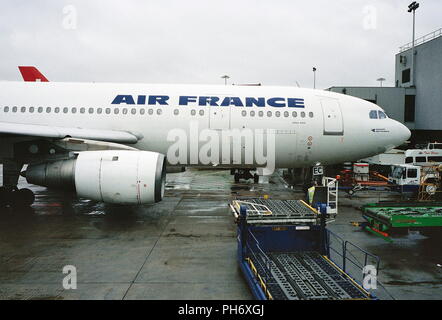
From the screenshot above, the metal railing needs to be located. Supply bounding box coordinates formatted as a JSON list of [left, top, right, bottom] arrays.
[[399, 28, 442, 52]]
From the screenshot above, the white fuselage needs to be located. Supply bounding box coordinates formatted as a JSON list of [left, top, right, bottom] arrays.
[[0, 82, 410, 168]]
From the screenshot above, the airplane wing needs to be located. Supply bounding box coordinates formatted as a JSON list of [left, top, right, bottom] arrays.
[[18, 66, 49, 82], [0, 121, 141, 144]]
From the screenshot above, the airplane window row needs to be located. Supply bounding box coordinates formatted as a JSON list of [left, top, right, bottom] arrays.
[[369, 110, 388, 119], [2, 106, 315, 119], [240, 110, 313, 118], [1, 106, 209, 117]]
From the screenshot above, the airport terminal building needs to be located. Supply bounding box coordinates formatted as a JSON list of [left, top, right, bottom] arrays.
[[328, 28, 442, 146]]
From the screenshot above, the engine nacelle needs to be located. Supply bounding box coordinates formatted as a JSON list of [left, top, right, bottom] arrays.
[[25, 151, 166, 205]]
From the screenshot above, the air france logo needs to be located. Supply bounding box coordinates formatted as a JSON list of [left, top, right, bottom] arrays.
[[111, 95, 305, 108]]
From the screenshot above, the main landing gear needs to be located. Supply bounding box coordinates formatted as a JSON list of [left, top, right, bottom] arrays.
[[0, 186, 35, 208], [1, 160, 35, 208], [231, 169, 260, 183]]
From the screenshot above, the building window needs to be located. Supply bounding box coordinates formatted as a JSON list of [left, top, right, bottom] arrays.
[[404, 95, 415, 122], [402, 68, 411, 84]]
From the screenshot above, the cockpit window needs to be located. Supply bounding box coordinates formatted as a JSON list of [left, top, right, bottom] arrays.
[[378, 111, 387, 119], [369, 110, 378, 119]]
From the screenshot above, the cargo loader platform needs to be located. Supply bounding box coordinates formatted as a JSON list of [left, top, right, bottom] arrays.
[[232, 198, 380, 300], [361, 201, 442, 239]]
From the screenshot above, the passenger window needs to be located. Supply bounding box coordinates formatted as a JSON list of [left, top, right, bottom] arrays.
[[191, 109, 196, 116], [97, 108, 103, 114], [258, 111, 264, 117], [416, 157, 426, 163], [131, 108, 136, 115], [241, 110, 247, 117], [63, 107, 68, 113], [284, 111, 289, 117], [405, 157, 413, 164], [55, 107, 60, 113], [105, 108, 110, 114], [309, 112, 314, 118], [267, 111, 272, 117], [157, 109, 162, 115], [30, 107, 34, 113], [408, 169, 418, 178], [72, 107, 77, 114], [148, 109, 153, 115], [139, 109, 145, 115], [122, 108, 128, 115], [250, 111, 255, 117], [80, 107, 85, 114], [89, 108, 94, 114], [174, 109, 179, 115], [21, 107, 26, 113], [199, 110, 204, 116], [292, 111, 297, 117], [38, 107, 43, 113], [114, 108, 119, 114], [301, 112, 306, 118], [12, 106, 17, 112], [378, 111, 387, 119], [369, 110, 378, 119], [46, 107, 51, 113], [275, 111, 280, 117], [4, 106, 9, 112]]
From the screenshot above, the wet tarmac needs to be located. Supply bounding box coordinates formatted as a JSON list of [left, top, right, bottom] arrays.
[[0, 167, 441, 300]]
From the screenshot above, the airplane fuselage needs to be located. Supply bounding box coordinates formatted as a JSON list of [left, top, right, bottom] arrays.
[[0, 81, 410, 169]]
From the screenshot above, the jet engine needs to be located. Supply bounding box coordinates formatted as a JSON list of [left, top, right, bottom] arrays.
[[24, 150, 166, 205]]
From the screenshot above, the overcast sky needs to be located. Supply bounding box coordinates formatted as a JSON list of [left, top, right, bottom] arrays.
[[0, 0, 441, 88]]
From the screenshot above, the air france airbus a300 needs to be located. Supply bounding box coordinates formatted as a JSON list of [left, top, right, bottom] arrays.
[[0, 78, 410, 207]]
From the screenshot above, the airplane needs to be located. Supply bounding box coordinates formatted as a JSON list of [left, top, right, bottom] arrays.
[[0, 79, 411, 207], [18, 66, 49, 82]]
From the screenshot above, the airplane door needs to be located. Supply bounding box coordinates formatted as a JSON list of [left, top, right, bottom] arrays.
[[320, 98, 344, 135], [209, 106, 231, 130]]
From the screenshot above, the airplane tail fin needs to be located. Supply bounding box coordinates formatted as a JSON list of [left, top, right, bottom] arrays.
[[18, 66, 49, 82]]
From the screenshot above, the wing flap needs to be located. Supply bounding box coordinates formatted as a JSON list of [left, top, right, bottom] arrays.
[[0, 122, 140, 144]]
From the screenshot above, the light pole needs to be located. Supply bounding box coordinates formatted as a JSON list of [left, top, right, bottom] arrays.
[[408, 1, 419, 87], [312, 67, 317, 89], [377, 77, 386, 87], [221, 75, 230, 86]]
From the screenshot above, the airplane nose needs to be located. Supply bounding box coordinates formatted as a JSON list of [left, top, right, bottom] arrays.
[[394, 121, 411, 146], [399, 123, 411, 142]]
